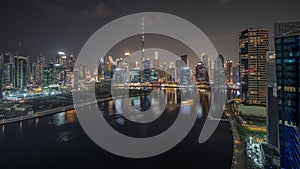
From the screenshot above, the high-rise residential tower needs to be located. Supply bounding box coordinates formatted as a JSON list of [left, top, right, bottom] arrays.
[[225, 60, 233, 85], [266, 50, 279, 148], [239, 28, 269, 105]]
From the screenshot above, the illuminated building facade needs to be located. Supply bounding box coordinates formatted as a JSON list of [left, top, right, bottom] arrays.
[[37, 53, 45, 84], [142, 59, 150, 82], [2, 52, 14, 87], [43, 59, 55, 86], [129, 68, 141, 83], [225, 60, 233, 85], [0, 53, 3, 101], [266, 50, 279, 148], [14, 55, 29, 89], [239, 28, 269, 105], [195, 61, 209, 83], [180, 67, 190, 85], [274, 21, 300, 169]]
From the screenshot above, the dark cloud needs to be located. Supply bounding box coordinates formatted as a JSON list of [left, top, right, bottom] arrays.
[[33, 0, 112, 20], [80, 3, 112, 19]]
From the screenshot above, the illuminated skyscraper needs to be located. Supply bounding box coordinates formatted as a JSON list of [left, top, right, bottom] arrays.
[[154, 51, 159, 69], [150, 68, 158, 82], [225, 60, 233, 85], [195, 61, 209, 83], [2, 52, 14, 87], [69, 54, 76, 67], [98, 56, 105, 83], [141, 18, 145, 62], [43, 59, 55, 86], [266, 50, 279, 149], [142, 58, 150, 82], [180, 67, 190, 85], [232, 66, 240, 85], [239, 28, 269, 105], [0, 53, 3, 101], [31, 61, 37, 83], [37, 53, 45, 84], [129, 68, 141, 83], [55, 52, 67, 67], [181, 54, 188, 65], [14, 55, 29, 89], [274, 21, 300, 169]]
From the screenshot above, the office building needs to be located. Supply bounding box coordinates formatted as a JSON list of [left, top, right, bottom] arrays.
[[69, 54, 76, 67], [142, 59, 150, 82], [37, 53, 45, 84], [195, 61, 209, 83], [43, 59, 55, 86], [2, 52, 14, 87], [31, 61, 37, 83], [14, 55, 29, 89], [232, 66, 240, 85], [181, 54, 188, 65], [0, 53, 3, 101], [55, 52, 67, 67], [150, 68, 158, 82], [225, 60, 233, 85], [129, 68, 141, 83], [180, 67, 190, 85], [154, 51, 159, 69], [266, 50, 279, 148], [239, 28, 269, 105], [274, 21, 300, 169]]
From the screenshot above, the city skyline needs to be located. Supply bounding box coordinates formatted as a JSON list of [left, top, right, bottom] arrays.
[[1, 1, 300, 168], [1, 0, 300, 63]]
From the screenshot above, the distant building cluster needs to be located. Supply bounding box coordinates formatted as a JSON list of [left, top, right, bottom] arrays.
[[0, 51, 83, 100], [97, 51, 200, 87]]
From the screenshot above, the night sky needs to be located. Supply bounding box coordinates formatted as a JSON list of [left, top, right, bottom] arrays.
[[1, 0, 300, 64]]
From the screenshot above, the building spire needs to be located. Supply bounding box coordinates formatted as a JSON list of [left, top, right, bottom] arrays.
[[141, 17, 145, 62]]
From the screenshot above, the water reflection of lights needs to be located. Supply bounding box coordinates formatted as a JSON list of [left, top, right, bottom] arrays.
[[180, 104, 192, 115], [116, 118, 125, 125], [2, 125, 5, 134], [65, 110, 76, 123], [35, 118, 39, 127], [57, 131, 77, 144], [53, 112, 66, 126], [19, 121, 23, 131], [197, 105, 203, 118]]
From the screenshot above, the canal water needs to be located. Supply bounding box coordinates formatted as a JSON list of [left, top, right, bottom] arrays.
[[0, 89, 233, 169]]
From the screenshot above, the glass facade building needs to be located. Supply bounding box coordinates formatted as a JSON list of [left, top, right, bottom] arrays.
[[274, 21, 300, 169]]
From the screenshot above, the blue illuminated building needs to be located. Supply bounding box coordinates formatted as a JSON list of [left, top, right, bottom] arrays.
[[274, 21, 300, 169]]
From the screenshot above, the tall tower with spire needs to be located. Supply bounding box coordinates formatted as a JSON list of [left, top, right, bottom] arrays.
[[141, 17, 145, 62]]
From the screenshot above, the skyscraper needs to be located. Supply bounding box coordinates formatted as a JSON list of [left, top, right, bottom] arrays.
[[154, 51, 159, 69], [181, 54, 188, 65], [266, 50, 279, 148], [142, 58, 150, 82], [195, 61, 209, 83], [37, 53, 45, 84], [0, 53, 3, 101], [225, 60, 233, 85], [55, 52, 67, 67], [14, 55, 29, 89], [2, 52, 14, 87], [232, 66, 240, 85], [31, 61, 37, 83], [274, 21, 300, 169], [180, 67, 190, 85], [43, 59, 55, 86], [239, 28, 269, 105]]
